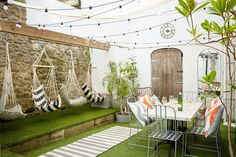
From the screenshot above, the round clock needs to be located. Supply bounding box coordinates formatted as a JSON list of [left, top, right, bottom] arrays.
[[160, 23, 175, 39]]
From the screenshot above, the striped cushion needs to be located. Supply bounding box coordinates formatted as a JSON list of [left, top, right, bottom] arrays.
[[81, 84, 104, 103], [32, 85, 48, 108], [40, 95, 62, 112]]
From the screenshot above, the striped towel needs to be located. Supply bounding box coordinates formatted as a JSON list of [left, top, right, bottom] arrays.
[[204, 97, 222, 137]]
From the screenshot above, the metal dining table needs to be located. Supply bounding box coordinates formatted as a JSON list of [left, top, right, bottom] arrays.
[[143, 102, 204, 122]]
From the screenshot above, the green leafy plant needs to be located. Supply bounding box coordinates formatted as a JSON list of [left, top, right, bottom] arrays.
[[176, 0, 236, 156], [199, 70, 220, 99], [103, 58, 139, 115]]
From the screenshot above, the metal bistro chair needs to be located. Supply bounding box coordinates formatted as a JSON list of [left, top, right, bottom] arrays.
[[185, 105, 224, 157], [147, 105, 184, 157], [127, 97, 159, 149], [134, 87, 153, 98]]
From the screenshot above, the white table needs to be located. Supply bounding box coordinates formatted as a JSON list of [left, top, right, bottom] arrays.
[[143, 102, 203, 122]]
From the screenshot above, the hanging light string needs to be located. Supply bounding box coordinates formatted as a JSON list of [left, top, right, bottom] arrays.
[[108, 39, 190, 45], [27, 0, 136, 26], [37, 10, 178, 28], [7, 0, 126, 11], [7, 0, 208, 28], [108, 34, 221, 50], [88, 16, 184, 38], [110, 41, 191, 50]]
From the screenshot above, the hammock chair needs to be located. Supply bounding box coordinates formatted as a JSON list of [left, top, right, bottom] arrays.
[[32, 48, 61, 112], [0, 42, 25, 120], [60, 52, 87, 106], [81, 64, 104, 103]]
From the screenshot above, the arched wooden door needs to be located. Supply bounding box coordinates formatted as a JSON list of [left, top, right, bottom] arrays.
[[151, 48, 183, 99]]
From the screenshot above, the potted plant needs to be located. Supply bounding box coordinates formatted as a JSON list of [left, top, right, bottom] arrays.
[[176, 0, 236, 156], [103, 57, 139, 123]]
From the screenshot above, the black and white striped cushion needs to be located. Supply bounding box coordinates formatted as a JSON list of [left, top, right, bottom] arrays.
[[81, 84, 104, 103], [32, 86, 61, 112], [40, 95, 62, 112], [32, 85, 48, 108]]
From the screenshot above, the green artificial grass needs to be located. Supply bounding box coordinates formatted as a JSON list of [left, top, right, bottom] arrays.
[[0, 104, 118, 148], [0, 110, 236, 157], [1, 122, 235, 157]]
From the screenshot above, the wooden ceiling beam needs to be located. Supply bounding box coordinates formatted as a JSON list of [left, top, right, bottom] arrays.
[[0, 20, 109, 51]]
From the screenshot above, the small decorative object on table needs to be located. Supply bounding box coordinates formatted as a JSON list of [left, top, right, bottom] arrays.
[[178, 92, 183, 111]]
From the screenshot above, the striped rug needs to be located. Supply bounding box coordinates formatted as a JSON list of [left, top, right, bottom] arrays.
[[39, 126, 138, 157]]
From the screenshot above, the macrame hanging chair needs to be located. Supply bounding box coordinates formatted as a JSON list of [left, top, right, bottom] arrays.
[[81, 64, 104, 103], [32, 48, 61, 112], [0, 42, 26, 120], [60, 51, 87, 106]]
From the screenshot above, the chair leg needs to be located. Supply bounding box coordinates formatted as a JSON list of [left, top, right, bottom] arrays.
[[175, 141, 177, 157], [185, 132, 188, 157], [182, 134, 185, 157], [147, 136, 150, 157], [216, 131, 222, 157], [128, 126, 132, 146]]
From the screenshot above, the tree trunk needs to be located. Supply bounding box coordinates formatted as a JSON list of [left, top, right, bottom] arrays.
[[226, 53, 234, 157]]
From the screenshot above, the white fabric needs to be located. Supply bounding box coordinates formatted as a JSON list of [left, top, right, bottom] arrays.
[[127, 101, 148, 126]]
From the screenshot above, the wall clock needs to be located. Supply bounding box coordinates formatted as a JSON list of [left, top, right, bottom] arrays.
[[160, 23, 175, 39]]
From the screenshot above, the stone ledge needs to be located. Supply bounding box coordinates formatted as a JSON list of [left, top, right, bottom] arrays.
[[6, 113, 115, 154]]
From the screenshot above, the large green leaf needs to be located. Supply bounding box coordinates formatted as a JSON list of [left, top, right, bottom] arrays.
[[178, 0, 189, 11], [194, 1, 210, 13], [201, 19, 212, 32], [219, 0, 226, 13], [175, 6, 188, 16], [201, 70, 216, 84], [187, 0, 197, 11], [211, 0, 221, 13], [208, 6, 221, 16], [227, 0, 236, 11], [211, 21, 223, 34], [208, 70, 216, 83]]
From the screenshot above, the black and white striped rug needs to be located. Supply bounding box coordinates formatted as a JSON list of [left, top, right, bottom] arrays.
[[39, 126, 138, 157]]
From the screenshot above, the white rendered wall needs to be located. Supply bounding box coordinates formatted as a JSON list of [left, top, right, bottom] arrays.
[[25, 0, 225, 94]]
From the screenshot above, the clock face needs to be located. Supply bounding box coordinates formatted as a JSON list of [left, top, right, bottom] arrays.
[[160, 23, 175, 39]]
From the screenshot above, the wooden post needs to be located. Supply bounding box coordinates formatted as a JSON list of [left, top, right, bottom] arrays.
[[0, 19, 109, 51]]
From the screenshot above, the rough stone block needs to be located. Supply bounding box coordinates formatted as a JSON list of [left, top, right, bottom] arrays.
[[94, 117, 106, 126], [8, 130, 64, 153], [64, 120, 94, 138]]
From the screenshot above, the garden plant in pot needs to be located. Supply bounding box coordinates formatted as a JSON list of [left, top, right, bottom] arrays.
[[103, 57, 139, 123]]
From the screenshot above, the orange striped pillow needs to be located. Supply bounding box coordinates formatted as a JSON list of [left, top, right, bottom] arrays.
[[139, 95, 154, 109]]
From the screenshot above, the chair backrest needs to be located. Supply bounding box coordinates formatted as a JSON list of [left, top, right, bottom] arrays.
[[127, 97, 148, 127], [134, 87, 153, 98], [154, 105, 177, 131]]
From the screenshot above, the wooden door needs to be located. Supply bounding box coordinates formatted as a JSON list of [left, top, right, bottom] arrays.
[[151, 48, 183, 99]]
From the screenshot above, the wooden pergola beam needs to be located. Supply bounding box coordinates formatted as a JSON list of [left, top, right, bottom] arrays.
[[0, 20, 109, 51]]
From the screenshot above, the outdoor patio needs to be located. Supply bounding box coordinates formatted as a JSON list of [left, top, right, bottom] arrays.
[[0, 0, 236, 157]]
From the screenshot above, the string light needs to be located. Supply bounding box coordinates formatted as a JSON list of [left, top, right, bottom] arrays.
[[12, 0, 126, 11], [3, 2, 8, 10], [16, 22, 22, 28], [34, 10, 178, 28], [28, 0, 136, 26], [89, 16, 184, 38], [11, 0, 207, 28]]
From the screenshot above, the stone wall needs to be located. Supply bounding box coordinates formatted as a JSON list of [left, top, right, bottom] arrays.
[[0, 32, 90, 111], [0, 0, 26, 23], [0, 1, 90, 111]]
